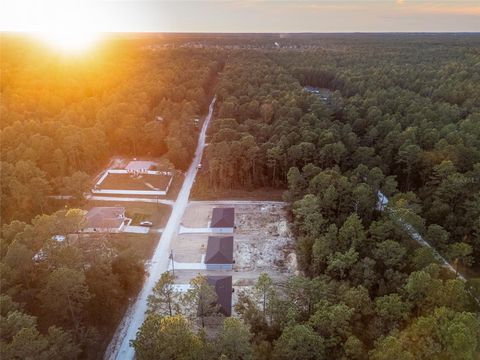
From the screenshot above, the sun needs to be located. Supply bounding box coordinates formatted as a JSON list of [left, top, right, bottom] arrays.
[[35, 30, 101, 53], [32, 0, 102, 54], [6, 0, 104, 54]]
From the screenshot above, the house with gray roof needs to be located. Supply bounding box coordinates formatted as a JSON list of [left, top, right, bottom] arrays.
[[205, 236, 234, 270], [207, 275, 233, 317], [210, 207, 235, 233], [82, 207, 129, 233]]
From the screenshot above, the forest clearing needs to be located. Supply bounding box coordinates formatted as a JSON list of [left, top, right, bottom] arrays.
[[171, 202, 296, 278]]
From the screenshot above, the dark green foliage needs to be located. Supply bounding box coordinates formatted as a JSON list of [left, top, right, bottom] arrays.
[[203, 37, 480, 266], [195, 34, 480, 359], [2, 34, 480, 360], [0, 210, 152, 358]]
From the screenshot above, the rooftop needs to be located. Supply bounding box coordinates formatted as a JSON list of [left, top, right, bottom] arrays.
[[211, 207, 235, 228], [85, 207, 125, 229], [125, 160, 156, 171], [207, 275, 232, 317], [205, 236, 234, 264]]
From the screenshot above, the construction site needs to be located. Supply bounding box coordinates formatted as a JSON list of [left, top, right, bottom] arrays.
[[170, 201, 297, 285]]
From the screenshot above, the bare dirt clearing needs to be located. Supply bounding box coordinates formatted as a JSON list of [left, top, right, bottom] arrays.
[[233, 203, 296, 274], [173, 202, 297, 284], [171, 234, 208, 262], [181, 203, 212, 227]]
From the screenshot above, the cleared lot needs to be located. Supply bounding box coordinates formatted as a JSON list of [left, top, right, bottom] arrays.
[[234, 203, 296, 273], [98, 173, 172, 191], [181, 202, 212, 227], [172, 202, 297, 286], [86, 201, 171, 230], [171, 234, 208, 263]]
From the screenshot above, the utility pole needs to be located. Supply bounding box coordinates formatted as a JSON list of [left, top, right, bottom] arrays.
[[170, 249, 175, 276]]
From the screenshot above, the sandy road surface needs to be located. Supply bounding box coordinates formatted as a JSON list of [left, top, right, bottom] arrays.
[[105, 96, 216, 360]]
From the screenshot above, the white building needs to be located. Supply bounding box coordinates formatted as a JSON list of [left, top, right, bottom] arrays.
[[125, 160, 156, 172]]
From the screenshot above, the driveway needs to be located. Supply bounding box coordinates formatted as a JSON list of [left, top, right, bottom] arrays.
[[179, 225, 214, 234], [168, 255, 207, 271], [123, 226, 150, 234]]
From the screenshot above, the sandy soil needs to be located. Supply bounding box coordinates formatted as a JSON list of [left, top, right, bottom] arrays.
[[174, 202, 297, 283], [233, 203, 296, 273], [181, 203, 213, 227], [171, 234, 209, 262]]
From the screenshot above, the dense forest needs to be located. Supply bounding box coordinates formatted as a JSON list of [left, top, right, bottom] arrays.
[[0, 35, 222, 358], [147, 35, 480, 359], [1, 34, 479, 359], [1, 36, 223, 222], [203, 37, 480, 271]]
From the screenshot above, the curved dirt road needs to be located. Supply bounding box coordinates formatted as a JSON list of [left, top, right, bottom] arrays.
[[105, 96, 216, 360]]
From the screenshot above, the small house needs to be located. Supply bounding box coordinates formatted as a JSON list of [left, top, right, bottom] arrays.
[[125, 160, 156, 173], [83, 207, 127, 233], [205, 236, 234, 270], [207, 275, 233, 317], [210, 207, 234, 233]]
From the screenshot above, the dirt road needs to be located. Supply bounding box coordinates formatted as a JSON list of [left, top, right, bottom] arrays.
[[378, 191, 479, 306], [105, 96, 217, 360], [377, 192, 464, 280]]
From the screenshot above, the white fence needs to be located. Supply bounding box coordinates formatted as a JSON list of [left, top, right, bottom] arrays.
[[92, 169, 173, 196]]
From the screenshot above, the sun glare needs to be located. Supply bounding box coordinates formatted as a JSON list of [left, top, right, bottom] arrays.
[[4, 0, 104, 54], [35, 30, 101, 53]]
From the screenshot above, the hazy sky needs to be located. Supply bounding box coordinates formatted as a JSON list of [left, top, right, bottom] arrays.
[[2, 0, 480, 33]]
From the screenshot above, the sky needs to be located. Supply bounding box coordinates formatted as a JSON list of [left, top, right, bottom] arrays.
[[1, 0, 480, 33]]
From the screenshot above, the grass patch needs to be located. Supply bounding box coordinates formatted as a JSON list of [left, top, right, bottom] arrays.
[[191, 176, 286, 201], [86, 201, 171, 228], [109, 232, 158, 260], [98, 172, 171, 191], [129, 211, 148, 225], [164, 172, 184, 200]]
